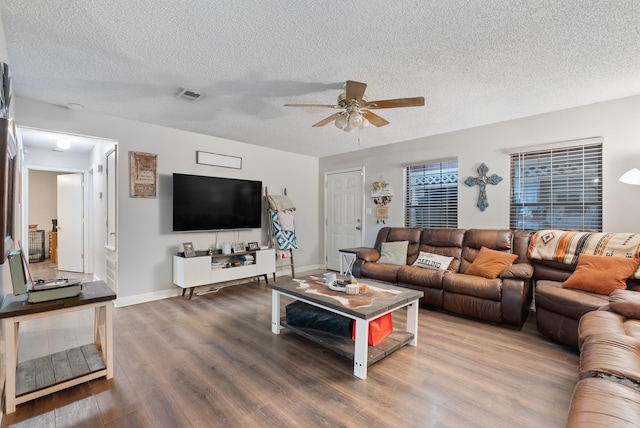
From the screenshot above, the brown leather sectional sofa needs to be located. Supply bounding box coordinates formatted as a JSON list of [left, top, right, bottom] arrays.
[[351, 227, 534, 327], [352, 227, 640, 426], [565, 290, 640, 426], [532, 245, 640, 350]]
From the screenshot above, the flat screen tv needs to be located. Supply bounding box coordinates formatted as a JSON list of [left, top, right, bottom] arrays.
[[172, 173, 262, 231]]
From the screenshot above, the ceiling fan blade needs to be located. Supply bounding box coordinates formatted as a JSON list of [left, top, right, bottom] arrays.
[[364, 97, 425, 109], [284, 103, 340, 108], [313, 113, 341, 127], [362, 110, 390, 127], [345, 80, 367, 102]]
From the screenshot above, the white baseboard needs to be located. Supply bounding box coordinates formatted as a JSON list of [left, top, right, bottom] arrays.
[[114, 263, 325, 307], [115, 289, 180, 307]]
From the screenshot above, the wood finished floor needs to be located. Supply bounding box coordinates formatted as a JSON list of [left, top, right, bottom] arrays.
[[2, 262, 580, 427]]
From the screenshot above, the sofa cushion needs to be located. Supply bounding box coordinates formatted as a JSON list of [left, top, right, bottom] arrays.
[[397, 265, 445, 289], [412, 251, 453, 271], [378, 241, 408, 266], [578, 309, 640, 349], [460, 229, 514, 272], [562, 254, 640, 295], [566, 377, 640, 428], [418, 228, 465, 272], [535, 280, 608, 320], [609, 289, 640, 319], [375, 227, 423, 264], [580, 334, 640, 383], [360, 262, 402, 284], [464, 246, 518, 279], [442, 272, 502, 301]]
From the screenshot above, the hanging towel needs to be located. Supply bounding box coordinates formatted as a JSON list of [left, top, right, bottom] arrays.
[[277, 210, 295, 231], [271, 211, 298, 250], [267, 195, 296, 212]]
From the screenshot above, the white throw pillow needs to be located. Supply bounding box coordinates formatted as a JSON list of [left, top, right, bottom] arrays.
[[377, 241, 409, 266], [412, 251, 454, 271]]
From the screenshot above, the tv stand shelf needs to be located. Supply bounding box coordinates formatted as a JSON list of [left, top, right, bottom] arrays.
[[173, 248, 276, 299]]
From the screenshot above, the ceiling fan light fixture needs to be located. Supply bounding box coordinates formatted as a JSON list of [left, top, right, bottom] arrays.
[[349, 110, 364, 127], [335, 114, 348, 129]]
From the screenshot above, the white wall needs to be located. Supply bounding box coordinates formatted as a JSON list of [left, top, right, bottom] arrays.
[[14, 97, 321, 304], [28, 170, 59, 249], [320, 95, 640, 247]]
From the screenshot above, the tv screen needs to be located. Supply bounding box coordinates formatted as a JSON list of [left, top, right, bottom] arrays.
[[173, 174, 263, 231]]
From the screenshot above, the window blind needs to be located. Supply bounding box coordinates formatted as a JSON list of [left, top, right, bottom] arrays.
[[404, 160, 458, 228], [509, 142, 602, 231]]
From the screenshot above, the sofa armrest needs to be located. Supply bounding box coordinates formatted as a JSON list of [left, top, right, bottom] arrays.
[[609, 289, 640, 319], [356, 248, 381, 263], [500, 262, 533, 280]]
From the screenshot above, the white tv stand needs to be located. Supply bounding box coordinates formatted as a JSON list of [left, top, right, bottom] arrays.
[[173, 248, 276, 299]]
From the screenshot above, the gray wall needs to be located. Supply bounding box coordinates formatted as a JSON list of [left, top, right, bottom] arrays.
[[320, 95, 640, 249]]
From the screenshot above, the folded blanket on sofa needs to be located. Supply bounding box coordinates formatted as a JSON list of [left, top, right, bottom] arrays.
[[528, 229, 640, 278]]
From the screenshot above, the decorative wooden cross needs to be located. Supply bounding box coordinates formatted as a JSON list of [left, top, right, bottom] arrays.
[[464, 163, 502, 211]]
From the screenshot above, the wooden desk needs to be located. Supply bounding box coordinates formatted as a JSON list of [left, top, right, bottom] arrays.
[[0, 281, 116, 413]]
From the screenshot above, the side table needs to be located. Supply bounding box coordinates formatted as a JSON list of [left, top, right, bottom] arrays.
[[0, 281, 116, 413], [338, 247, 369, 276]]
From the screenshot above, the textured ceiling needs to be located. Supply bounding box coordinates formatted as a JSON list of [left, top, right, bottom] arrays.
[[2, 1, 640, 158]]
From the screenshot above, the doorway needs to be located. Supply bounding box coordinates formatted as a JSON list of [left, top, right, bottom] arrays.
[[20, 126, 117, 290], [27, 169, 85, 271], [324, 167, 365, 271]]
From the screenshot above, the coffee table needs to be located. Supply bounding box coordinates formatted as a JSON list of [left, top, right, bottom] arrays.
[[269, 275, 424, 379]]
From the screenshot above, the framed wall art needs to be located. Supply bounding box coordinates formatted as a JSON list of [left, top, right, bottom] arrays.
[[130, 151, 158, 198], [196, 150, 242, 169]]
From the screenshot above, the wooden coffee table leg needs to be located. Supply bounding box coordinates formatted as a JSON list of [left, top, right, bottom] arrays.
[[271, 290, 282, 334], [407, 300, 419, 346], [353, 318, 369, 379]]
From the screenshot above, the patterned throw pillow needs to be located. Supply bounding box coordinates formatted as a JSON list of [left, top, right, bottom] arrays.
[[412, 251, 454, 271]]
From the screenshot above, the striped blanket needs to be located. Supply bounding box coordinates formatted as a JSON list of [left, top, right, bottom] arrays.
[[528, 230, 640, 278]]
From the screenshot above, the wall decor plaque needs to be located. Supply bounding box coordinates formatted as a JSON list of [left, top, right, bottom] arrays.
[[130, 151, 158, 198]]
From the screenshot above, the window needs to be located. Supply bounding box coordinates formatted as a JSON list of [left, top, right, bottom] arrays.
[[404, 160, 458, 228], [510, 141, 602, 231]]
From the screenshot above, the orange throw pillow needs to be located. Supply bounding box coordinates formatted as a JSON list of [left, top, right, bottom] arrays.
[[465, 246, 518, 279], [562, 254, 640, 295]]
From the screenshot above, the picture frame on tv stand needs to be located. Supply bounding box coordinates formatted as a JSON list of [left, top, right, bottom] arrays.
[[233, 242, 245, 253], [247, 242, 259, 251], [182, 242, 196, 258]]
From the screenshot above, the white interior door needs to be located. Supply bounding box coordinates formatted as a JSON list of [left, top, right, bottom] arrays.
[[57, 173, 84, 272], [325, 169, 364, 271]]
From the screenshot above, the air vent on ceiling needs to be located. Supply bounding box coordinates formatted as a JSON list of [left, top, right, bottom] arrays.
[[176, 88, 203, 103]]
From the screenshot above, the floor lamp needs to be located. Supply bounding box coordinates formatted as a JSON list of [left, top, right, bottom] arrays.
[[619, 168, 640, 185]]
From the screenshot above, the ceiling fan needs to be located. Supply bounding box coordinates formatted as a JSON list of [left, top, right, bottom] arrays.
[[284, 80, 424, 132]]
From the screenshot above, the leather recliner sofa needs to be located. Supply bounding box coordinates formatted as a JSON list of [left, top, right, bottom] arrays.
[[564, 290, 640, 426], [351, 227, 534, 327], [529, 230, 640, 350]]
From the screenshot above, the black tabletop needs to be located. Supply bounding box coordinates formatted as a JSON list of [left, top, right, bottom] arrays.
[[0, 280, 116, 319], [339, 247, 372, 253]]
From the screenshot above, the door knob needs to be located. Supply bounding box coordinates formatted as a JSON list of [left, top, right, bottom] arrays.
[[356, 226, 361, 230]]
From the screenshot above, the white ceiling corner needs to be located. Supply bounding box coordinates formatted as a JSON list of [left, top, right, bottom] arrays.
[[2, 1, 640, 157]]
